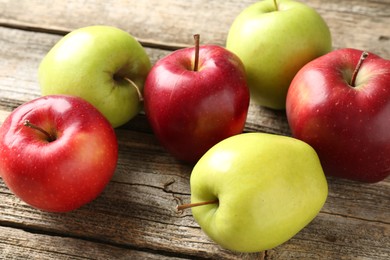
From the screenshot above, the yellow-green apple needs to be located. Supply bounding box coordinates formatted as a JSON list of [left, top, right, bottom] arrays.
[[0, 95, 118, 212], [39, 25, 151, 128], [286, 48, 390, 183], [226, 0, 331, 109], [144, 35, 250, 164], [178, 133, 328, 252]]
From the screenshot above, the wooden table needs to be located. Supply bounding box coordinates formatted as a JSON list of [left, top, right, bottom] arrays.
[[0, 0, 389, 259]]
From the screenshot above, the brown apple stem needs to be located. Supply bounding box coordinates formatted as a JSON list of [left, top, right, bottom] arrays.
[[124, 77, 143, 102], [177, 199, 219, 211], [193, 34, 200, 72], [350, 51, 369, 87], [273, 0, 278, 11], [23, 120, 56, 142]]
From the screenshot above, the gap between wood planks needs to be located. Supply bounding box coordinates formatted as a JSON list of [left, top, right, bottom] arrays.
[[0, 21, 188, 51], [321, 211, 390, 226], [0, 219, 211, 259]]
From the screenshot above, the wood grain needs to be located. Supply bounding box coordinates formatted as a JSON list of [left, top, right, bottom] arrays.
[[0, 0, 389, 259]]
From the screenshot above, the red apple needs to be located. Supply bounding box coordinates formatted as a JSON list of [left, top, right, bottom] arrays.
[[144, 35, 250, 163], [286, 48, 390, 183], [0, 95, 118, 212]]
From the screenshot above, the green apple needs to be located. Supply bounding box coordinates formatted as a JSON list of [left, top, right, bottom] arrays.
[[182, 133, 328, 253], [226, 0, 332, 109], [39, 25, 151, 128]]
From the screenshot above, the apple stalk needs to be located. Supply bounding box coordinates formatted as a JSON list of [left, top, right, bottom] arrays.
[[177, 199, 219, 211], [193, 34, 200, 71], [23, 120, 56, 142], [350, 51, 369, 87], [273, 0, 278, 11], [124, 77, 143, 102]]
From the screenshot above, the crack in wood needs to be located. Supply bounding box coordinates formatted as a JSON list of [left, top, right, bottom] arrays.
[[321, 211, 390, 225], [0, 97, 25, 111], [0, 22, 188, 51]]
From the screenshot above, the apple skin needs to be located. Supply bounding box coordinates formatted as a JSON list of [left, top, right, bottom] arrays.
[[226, 0, 331, 109], [190, 133, 328, 253], [39, 25, 151, 128], [286, 48, 390, 183], [0, 95, 118, 212], [144, 45, 250, 163]]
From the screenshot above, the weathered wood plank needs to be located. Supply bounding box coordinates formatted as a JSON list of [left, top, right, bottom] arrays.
[[0, 0, 389, 57], [267, 213, 390, 259], [324, 177, 390, 224], [0, 226, 187, 260]]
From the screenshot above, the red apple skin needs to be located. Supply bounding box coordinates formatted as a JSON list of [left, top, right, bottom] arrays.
[[144, 45, 250, 163], [286, 48, 390, 183], [0, 95, 118, 212]]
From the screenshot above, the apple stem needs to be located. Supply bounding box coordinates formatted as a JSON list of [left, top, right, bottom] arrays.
[[124, 77, 143, 102], [23, 120, 56, 142], [193, 34, 200, 72], [273, 0, 278, 11], [176, 199, 219, 212], [350, 51, 369, 87]]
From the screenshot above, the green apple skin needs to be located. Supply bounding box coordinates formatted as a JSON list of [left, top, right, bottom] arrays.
[[226, 0, 332, 109], [190, 133, 328, 253], [39, 25, 151, 128]]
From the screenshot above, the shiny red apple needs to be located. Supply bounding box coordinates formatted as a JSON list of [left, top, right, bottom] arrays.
[[286, 48, 390, 183], [0, 95, 118, 212], [144, 35, 250, 163]]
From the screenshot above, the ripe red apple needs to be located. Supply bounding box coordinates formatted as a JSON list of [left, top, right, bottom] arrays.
[[0, 95, 118, 212], [144, 35, 250, 163], [286, 48, 390, 183]]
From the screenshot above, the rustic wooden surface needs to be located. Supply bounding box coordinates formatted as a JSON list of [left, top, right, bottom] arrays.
[[0, 0, 389, 259]]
